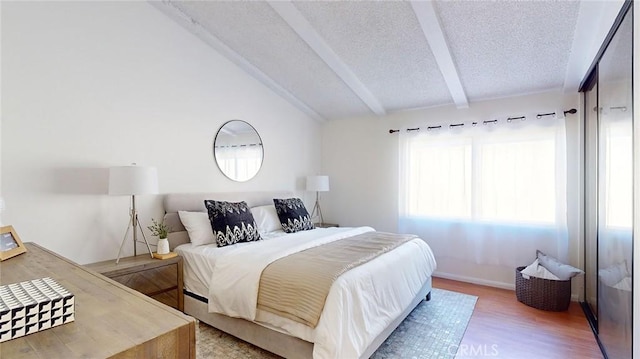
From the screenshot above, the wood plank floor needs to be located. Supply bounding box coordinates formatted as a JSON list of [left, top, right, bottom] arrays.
[[433, 277, 603, 359]]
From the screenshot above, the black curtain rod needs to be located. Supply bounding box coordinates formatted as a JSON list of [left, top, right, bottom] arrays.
[[389, 108, 577, 134]]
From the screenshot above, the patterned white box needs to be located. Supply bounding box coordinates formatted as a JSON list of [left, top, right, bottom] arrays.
[[0, 277, 74, 342]]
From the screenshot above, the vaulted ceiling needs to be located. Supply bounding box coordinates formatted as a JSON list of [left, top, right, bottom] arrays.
[[153, 1, 621, 121]]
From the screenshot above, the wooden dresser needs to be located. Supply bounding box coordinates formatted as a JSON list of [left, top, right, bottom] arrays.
[[0, 243, 195, 359], [86, 254, 184, 311]]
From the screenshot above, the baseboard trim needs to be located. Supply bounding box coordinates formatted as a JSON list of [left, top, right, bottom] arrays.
[[433, 271, 515, 290], [433, 271, 581, 302]]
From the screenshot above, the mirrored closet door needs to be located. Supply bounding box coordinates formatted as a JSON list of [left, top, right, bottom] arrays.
[[584, 78, 598, 324], [582, 4, 632, 359]]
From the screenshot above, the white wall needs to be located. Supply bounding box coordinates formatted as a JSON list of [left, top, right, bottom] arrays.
[[1, 1, 320, 264], [322, 91, 581, 290]]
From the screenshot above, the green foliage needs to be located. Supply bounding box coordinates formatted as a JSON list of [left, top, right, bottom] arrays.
[[147, 218, 169, 239]]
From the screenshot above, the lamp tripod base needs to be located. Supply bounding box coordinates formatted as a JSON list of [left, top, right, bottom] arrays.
[[310, 191, 324, 225], [115, 205, 153, 264]]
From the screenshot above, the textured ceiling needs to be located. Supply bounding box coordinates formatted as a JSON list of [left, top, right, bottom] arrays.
[[154, 0, 606, 121], [434, 1, 578, 101], [294, 1, 452, 112], [171, 1, 371, 120]]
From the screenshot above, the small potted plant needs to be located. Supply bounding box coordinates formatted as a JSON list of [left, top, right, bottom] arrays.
[[148, 218, 170, 255]]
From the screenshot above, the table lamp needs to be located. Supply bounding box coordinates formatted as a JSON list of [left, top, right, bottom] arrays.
[[306, 175, 330, 224], [109, 164, 158, 264]]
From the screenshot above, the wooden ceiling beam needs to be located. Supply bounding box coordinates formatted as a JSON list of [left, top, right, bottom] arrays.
[[268, 1, 387, 116], [410, 1, 469, 109]]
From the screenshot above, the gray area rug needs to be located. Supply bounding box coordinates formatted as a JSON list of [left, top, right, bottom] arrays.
[[196, 288, 478, 359]]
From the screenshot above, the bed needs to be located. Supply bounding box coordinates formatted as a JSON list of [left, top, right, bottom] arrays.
[[163, 191, 437, 359]]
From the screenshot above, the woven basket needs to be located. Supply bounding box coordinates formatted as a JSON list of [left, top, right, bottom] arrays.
[[515, 266, 571, 311]]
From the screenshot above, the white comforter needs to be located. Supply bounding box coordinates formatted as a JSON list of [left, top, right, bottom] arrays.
[[187, 226, 437, 358]]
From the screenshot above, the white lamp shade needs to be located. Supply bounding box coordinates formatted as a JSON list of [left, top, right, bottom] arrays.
[[108, 166, 159, 195], [306, 175, 330, 192]]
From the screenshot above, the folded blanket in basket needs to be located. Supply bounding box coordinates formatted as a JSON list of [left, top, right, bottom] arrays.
[[536, 250, 583, 280], [520, 259, 559, 280]]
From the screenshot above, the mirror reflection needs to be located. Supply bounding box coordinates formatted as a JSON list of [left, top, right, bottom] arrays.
[[596, 10, 632, 359], [213, 120, 263, 182]]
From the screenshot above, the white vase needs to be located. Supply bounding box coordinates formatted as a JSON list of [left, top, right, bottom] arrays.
[[157, 238, 170, 255]]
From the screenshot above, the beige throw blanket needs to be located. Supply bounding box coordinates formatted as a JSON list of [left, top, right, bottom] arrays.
[[257, 231, 417, 328]]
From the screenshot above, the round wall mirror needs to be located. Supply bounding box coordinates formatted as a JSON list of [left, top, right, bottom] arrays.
[[213, 120, 264, 182]]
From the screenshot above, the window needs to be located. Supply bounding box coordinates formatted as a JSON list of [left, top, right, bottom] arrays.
[[602, 120, 632, 228], [476, 137, 556, 224], [215, 145, 262, 182], [401, 128, 558, 225], [398, 118, 568, 268], [404, 138, 471, 219]]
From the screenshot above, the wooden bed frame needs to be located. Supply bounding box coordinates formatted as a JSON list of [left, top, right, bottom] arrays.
[[163, 191, 432, 359]]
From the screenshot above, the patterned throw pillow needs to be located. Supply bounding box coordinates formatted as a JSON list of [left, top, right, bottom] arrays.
[[273, 198, 315, 233], [204, 200, 261, 247]]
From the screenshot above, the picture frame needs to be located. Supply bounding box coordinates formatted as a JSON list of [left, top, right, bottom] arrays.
[[0, 225, 27, 261]]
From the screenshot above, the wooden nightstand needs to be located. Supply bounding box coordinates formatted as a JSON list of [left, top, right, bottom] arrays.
[[315, 223, 339, 228], [3, 244, 195, 358], [86, 254, 184, 311]]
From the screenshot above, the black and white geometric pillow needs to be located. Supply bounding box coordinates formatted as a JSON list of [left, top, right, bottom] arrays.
[[204, 200, 261, 247], [273, 198, 315, 233]]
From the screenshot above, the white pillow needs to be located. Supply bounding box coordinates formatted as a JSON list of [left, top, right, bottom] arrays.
[[521, 259, 560, 280], [250, 205, 282, 234], [599, 261, 629, 287], [178, 211, 215, 246], [613, 276, 632, 292], [537, 250, 584, 280]]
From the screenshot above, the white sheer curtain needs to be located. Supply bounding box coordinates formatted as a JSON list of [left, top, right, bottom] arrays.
[[398, 118, 568, 268], [215, 145, 262, 182], [598, 112, 633, 287], [602, 118, 632, 229]]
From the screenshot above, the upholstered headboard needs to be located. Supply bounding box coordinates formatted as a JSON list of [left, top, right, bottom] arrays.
[[163, 191, 294, 250]]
